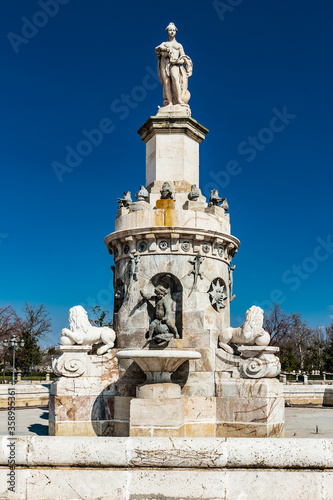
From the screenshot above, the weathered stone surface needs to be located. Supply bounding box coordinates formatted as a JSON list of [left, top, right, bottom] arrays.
[[215, 378, 284, 438], [215, 377, 283, 398], [2, 467, 331, 500], [3, 436, 333, 469], [130, 398, 184, 427], [136, 382, 181, 399], [181, 371, 215, 397], [216, 422, 285, 438]]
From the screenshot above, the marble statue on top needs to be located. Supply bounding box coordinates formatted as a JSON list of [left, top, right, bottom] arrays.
[[60, 305, 116, 355], [155, 23, 193, 115]]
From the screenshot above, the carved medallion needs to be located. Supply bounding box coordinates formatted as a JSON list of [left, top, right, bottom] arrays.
[[208, 278, 227, 311], [159, 240, 169, 251], [218, 247, 224, 258], [138, 241, 148, 253], [181, 241, 191, 252]]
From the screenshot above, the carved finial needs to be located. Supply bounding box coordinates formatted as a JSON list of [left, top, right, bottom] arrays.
[[188, 184, 200, 201], [135, 185, 149, 202]]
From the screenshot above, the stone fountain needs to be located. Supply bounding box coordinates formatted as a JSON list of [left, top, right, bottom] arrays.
[[49, 22, 284, 438]]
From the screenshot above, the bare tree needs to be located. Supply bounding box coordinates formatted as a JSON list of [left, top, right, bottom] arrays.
[[0, 305, 19, 341], [263, 303, 292, 346], [289, 313, 312, 370], [19, 302, 52, 339]]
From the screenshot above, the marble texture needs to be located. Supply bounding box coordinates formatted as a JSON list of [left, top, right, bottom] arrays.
[[215, 378, 285, 438], [49, 349, 125, 436]]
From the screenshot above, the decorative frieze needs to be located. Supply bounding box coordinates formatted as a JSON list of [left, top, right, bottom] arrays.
[[106, 228, 239, 265]]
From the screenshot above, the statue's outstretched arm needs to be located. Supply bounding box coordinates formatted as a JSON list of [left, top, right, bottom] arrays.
[[140, 290, 153, 301]]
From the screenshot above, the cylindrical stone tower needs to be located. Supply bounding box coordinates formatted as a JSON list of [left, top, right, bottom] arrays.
[[104, 110, 240, 397]]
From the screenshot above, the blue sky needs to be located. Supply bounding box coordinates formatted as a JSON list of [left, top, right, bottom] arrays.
[[1, 0, 332, 346]]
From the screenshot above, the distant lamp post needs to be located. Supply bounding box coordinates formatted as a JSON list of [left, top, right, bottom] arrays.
[[3, 335, 24, 385], [2, 340, 8, 384]]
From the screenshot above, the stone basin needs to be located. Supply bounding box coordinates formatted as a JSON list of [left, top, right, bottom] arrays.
[[116, 350, 201, 383], [116, 350, 201, 398]]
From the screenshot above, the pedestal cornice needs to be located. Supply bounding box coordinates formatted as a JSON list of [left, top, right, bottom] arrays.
[[138, 115, 209, 144]]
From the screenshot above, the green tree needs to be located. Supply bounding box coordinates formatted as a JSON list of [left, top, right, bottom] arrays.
[[304, 327, 326, 372], [15, 303, 52, 372], [89, 306, 113, 328], [323, 322, 333, 372]]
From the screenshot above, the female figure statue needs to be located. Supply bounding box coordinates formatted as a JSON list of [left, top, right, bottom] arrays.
[[155, 23, 193, 108]]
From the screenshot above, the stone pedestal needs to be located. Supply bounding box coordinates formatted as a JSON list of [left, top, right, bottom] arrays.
[[215, 378, 285, 437], [137, 115, 208, 190], [130, 396, 216, 437], [49, 346, 129, 436]]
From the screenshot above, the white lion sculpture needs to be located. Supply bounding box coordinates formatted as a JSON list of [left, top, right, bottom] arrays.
[[60, 305, 116, 355], [219, 306, 270, 354]]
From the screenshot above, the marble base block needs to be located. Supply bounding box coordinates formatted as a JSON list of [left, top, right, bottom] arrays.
[[130, 396, 216, 437], [49, 347, 130, 436], [215, 378, 285, 438]]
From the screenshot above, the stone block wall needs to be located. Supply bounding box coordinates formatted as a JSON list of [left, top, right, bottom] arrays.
[[0, 384, 49, 409], [283, 384, 333, 406], [215, 378, 285, 437], [49, 348, 131, 436]]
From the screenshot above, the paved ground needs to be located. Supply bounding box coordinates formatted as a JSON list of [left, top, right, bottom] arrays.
[[0, 407, 49, 436], [284, 407, 333, 438], [0, 407, 333, 437]]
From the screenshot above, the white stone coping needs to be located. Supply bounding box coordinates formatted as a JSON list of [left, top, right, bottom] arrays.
[[284, 385, 333, 393], [0, 384, 49, 396], [1, 436, 333, 469], [116, 350, 201, 359]]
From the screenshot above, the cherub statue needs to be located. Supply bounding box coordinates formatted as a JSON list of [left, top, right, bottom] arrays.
[[155, 23, 193, 108], [140, 280, 179, 341]]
